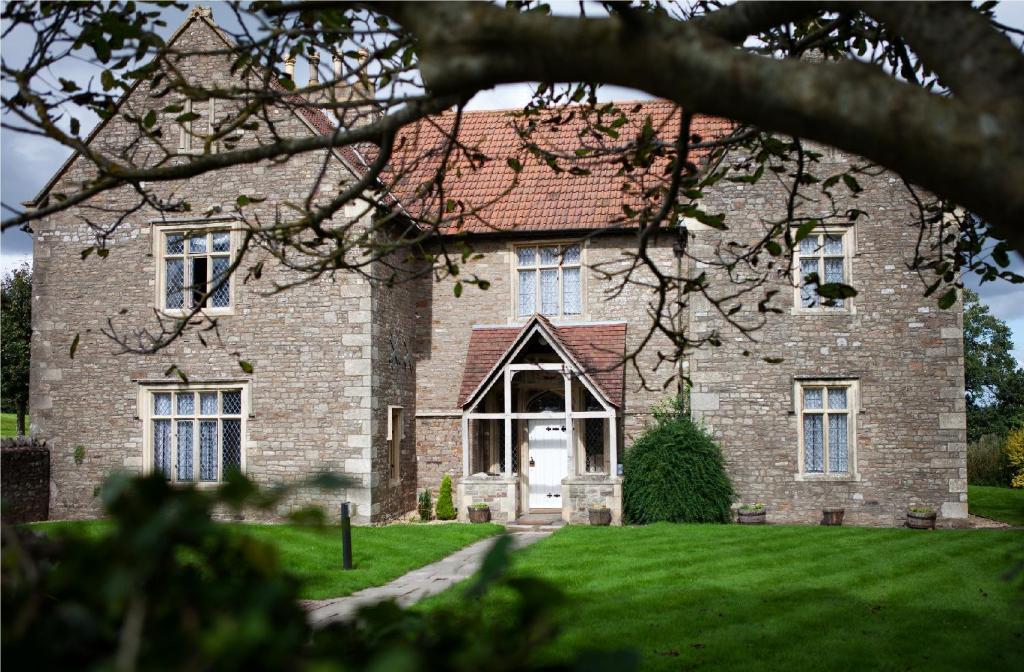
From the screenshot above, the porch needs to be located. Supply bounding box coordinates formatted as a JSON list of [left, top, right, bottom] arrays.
[[454, 317, 625, 525]]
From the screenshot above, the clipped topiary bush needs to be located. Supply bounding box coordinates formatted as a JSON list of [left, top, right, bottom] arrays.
[[623, 409, 733, 524], [436, 475, 457, 520]]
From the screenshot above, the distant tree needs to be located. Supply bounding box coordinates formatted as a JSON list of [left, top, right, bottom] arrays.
[[1, 262, 32, 436], [964, 289, 1024, 443]]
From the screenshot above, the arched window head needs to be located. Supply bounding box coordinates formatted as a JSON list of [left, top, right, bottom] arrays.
[[526, 390, 564, 413]]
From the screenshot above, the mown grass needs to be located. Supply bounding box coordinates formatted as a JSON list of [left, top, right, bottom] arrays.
[[1, 412, 26, 438], [31, 520, 502, 600], [422, 523, 1023, 671], [969, 485, 1024, 525]]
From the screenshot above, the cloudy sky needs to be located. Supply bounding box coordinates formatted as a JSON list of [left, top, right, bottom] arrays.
[[2, 2, 1022, 362]]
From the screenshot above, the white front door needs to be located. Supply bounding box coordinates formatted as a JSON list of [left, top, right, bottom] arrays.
[[528, 419, 567, 509]]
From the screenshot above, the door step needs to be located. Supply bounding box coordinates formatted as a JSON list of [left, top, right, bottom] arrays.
[[506, 513, 565, 532]]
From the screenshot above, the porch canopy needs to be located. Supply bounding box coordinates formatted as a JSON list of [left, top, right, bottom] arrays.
[[458, 316, 626, 480]]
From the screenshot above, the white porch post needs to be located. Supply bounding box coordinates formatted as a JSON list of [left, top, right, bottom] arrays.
[[609, 414, 618, 477], [563, 370, 575, 477], [461, 415, 470, 476], [503, 367, 512, 478]]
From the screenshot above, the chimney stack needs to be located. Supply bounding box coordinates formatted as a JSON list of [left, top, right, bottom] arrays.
[[284, 55, 296, 80], [332, 51, 343, 80], [307, 49, 320, 86]]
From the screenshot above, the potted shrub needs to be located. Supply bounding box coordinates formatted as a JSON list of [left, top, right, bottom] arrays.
[[468, 502, 491, 523], [588, 503, 612, 526], [821, 506, 845, 526], [737, 503, 766, 525], [906, 507, 937, 530]]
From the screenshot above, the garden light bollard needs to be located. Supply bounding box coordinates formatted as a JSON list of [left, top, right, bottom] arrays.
[[341, 502, 353, 570]]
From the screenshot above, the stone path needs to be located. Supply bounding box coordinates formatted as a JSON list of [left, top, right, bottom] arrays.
[[303, 531, 551, 627]]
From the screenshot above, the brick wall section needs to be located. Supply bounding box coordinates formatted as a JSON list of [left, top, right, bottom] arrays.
[[30, 17, 376, 522], [687, 148, 966, 526], [1, 438, 50, 524]]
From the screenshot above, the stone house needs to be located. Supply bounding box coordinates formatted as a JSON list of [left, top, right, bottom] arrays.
[[27, 9, 967, 527]]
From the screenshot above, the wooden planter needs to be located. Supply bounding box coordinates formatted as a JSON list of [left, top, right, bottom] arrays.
[[821, 507, 845, 526], [468, 506, 491, 523], [906, 510, 937, 530], [588, 507, 612, 526], [737, 509, 766, 525]]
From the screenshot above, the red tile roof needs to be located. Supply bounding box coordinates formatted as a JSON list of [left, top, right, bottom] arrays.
[[458, 317, 627, 408], [382, 101, 734, 234]]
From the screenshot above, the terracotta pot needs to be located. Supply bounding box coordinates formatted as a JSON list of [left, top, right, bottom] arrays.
[[468, 506, 491, 523], [906, 510, 937, 530], [588, 507, 612, 526], [821, 507, 845, 526], [737, 509, 766, 525]]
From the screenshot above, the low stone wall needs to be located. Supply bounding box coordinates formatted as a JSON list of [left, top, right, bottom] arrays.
[[1, 437, 50, 524], [563, 476, 622, 525], [457, 474, 518, 523]]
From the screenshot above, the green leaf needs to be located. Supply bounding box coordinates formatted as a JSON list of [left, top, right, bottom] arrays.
[[453, 281, 463, 298], [80, 246, 95, 260], [97, 248, 109, 258], [100, 69, 116, 91], [817, 283, 858, 300], [507, 157, 522, 173], [236, 195, 250, 207], [176, 112, 200, 123], [938, 287, 957, 310], [70, 117, 81, 136], [765, 241, 782, 256], [143, 110, 157, 128], [842, 174, 862, 194], [793, 221, 818, 243], [239, 360, 254, 374], [69, 333, 80, 359]]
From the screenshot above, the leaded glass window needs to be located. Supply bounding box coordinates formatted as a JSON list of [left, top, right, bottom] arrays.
[[161, 229, 232, 310], [799, 383, 852, 475], [796, 231, 849, 309], [150, 388, 243, 482], [515, 243, 583, 318]]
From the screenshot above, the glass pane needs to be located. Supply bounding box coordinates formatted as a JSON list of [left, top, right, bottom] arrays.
[[189, 235, 207, 254], [222, 390, 241, 415], [539, 246, 560, 265], [165, 259, 184, 309], [153, 393, 172, 416], [585, 418, 604, 473], [828, 388, 848, 409], [199, 420, 218, 481], [190, 257, 208, 308], [829, 413, 849, 473], [516, 247, 536, 267], [222, 419, 241, 473], [166, 233, 184, 255], [200, 392, 217, 415], [804, 414, 824, 473], [799, 235, 820, 256], [800, 258, 819, 308], [211, 257, 231, 307], [803, 388, 823, 410], [154, 419, 172, 479], [540, 269, 558, 315], [562, 267, 581, 315], [824, 257, 844, 284], [824, 235, 843, 255], [563, 244, 581, 265], [518, 270, 536, 316], [176, 420, 194, 481], [176, 392, 194, 416], [212, 231, 230, 252]]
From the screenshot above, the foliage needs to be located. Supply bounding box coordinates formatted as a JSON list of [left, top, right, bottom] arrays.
[[418, 488, 432, 521], [964, 289, 1024, 443], [967, 434, 1011, 486], [436, 475, 456, 521], [1, 262, 31, 436], [73, 445, 86, 465], [1005, 427, 1024, 489], [471, 502, 490, 510], [623, 410, 733, 524], [738, 503, 765, 512], [4, 472, 633, 671], [968, 484, 1024, 526], [908, 507, 935, 514]]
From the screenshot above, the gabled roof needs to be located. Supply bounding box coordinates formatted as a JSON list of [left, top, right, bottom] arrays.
[[381, 102, 734, 234], [458, 315, 627, 409]]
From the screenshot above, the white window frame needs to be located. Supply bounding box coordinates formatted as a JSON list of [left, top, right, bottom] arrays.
[[794, 379, 860, 481], [511, 241, 586, 321], [152, 218, 238, 316], [386, 405, 404, 483], [139, 382, 250, 486], [791, 226, 855, 314]]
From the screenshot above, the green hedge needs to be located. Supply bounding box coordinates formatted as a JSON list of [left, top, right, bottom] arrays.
[[623, 413, 733, 524]]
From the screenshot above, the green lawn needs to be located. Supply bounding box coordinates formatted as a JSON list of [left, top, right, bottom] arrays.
[[969, 485, 1024, 525], [423, 524, 1023, 671], [32, 520, 502, 600], [1, 412, 26, 437]]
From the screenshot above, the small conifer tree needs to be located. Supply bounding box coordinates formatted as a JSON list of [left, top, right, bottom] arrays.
[[436, 475, 457, 520], [418, 488, 433, 521]]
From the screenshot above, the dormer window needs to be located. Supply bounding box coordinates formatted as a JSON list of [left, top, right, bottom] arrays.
[[515, 243, 583, 319]]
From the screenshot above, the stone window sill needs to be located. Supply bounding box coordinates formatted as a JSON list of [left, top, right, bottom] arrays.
[[793, 472, 861, 483]]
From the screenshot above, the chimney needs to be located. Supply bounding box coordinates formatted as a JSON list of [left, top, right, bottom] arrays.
[[332, 51, 343, 80], [307, 49, 320, 86], [284, 55, 296, 81]]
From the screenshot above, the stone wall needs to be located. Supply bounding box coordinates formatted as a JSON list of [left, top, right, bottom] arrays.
[[1, 438, 50, 524]]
